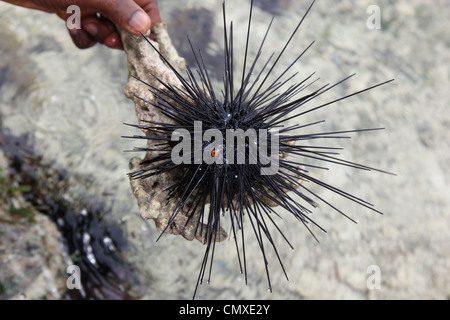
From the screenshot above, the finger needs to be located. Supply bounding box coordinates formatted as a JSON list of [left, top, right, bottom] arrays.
[[81, 16, 123, 49], [67, 27, 96, 49], [104, 32, 124, 50], [97, 15, 118, 33], [137, 0, 161, 29], [94, 18, 124, 49], [90, 0, 151, 34], [81, 16, 115, 44]]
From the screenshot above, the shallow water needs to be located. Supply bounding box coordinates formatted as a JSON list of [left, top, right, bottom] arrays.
[[1, 0, 449, 300]]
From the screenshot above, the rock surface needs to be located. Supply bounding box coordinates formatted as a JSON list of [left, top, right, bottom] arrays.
[[0, 151, 66, 299]]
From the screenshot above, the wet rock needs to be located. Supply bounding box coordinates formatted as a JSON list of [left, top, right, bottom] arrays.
[[0, 151, 66, 300]]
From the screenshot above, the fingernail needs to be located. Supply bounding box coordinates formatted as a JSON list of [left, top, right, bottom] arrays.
[[105, 33, 123, 50], [84, 23, 98, 36], [128, 10, 149, 32]]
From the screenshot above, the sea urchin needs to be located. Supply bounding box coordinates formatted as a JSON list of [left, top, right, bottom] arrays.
[[124, 0, 394, 298]]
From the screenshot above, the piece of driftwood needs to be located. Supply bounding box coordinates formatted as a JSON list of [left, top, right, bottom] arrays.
[[118, 24, 228, 243]]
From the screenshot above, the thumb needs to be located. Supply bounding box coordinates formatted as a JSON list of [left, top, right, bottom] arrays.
[[93, 0, 151, 34]]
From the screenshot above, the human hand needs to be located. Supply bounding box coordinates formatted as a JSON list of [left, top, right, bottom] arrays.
[[4, 0, 161, 49]]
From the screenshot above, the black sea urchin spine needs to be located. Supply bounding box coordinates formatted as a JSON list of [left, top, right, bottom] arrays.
[[125, 0, 394, 298]]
